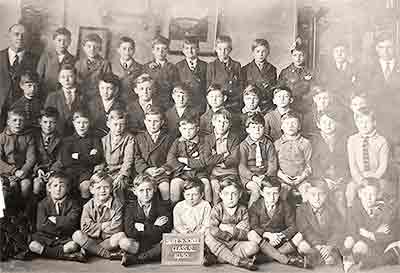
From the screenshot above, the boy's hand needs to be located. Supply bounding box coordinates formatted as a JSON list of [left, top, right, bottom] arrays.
[[145, 167, 158, 177], [72, 153, 79, 160], [219, 224, 234, 234], [154, 216, 168, 226], [177, 157, 188, 165], [48, 216, 56, 224], [134, 223, 145, 231], [90, 149, 98, 156], [252, 175, 264, 185], [101, 222, 111, 230], [264, 232, 282, 246], [14, 170, 24, 178], [376, 224, 390, 234], [37, 169, 46, 178]]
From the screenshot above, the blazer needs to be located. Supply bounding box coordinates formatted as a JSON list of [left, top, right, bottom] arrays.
[[165, 105, 198, 137], [32, 130, 63, 174], [126, 98, 162, 134]]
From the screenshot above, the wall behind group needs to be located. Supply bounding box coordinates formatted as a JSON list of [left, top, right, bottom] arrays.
[[16, 0, 295, 72]]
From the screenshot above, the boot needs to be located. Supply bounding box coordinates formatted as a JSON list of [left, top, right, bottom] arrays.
[[121, 252, 140, 267], [61, 251, 88, 263], [287, 254, 313, 269], [108, 250, 124, 261], [238, 257, 258, 271]]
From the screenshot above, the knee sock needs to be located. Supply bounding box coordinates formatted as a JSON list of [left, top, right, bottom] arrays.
[[81, 238, 111, 258], [138, 243, 161, 261], [260, 239, 289, 264]]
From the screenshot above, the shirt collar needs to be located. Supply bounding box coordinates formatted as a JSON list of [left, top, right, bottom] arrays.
[[138, 200, 152, 210], [242, 106, 261, 114], [379, 58, 395, 66], [179, 135, 199, 143], [95, 198, 112, 209], [215, 131, 229, 141], [280, 134, 301, 143], [102, 98, 115, 111], [186, 58, 197, 65], [63, 87, 77, 94], [358, 130, 377, 139], [276, 107, 291, 116], [52, 196, 66, 206], [149, 130, 160, 140], [246, 135, 266, 146], [8, 48, 25, 64], [120, 58, 133, 67]]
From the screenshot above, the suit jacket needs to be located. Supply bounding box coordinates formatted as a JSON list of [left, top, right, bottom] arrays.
[[134, 129, 175, 174], [296, 201, 344, 247], [249, 197, 297, 239], [124, 198, 172, 245], [33, 130, 63, 174], [37, 49, 75, 96], [241, 60, 277, 111], [165, 105, 198, 137], [126, 98, 162, 134], [264, 108, 295, 142], [176, 58, 208, 113]]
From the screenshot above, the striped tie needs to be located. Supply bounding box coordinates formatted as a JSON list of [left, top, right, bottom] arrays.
[[362, 136, 370, 171]]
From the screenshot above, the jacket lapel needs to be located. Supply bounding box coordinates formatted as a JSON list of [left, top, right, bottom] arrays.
[[46, 134, 61, 154], [110, 134, 126, 153]]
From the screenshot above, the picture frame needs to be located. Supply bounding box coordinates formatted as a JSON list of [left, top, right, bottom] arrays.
[[161, 1, 220, 56], [77, 26, 111, 59]]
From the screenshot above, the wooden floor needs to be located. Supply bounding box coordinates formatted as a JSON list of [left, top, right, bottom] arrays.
[[1, 259, 400, 273]]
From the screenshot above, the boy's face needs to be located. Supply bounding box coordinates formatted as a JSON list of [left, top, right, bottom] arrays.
[[20, 81, 38, 100], [83, 41, 100, 59], [207, 90, 225, 109], [172, 91, 189, 108], [107, 118, 126, 136], [358, 185, 377, 210], [291, 50, 305, 67], [308, 186, 327, 209], [246, 123, 265, 141], [313, 92, 330, 110], [333, 46, 346, 64], [273, 90, 292, 108], [134, 81, 153, 101], [48, 178, 68, 201], [219, 185, 241, 208], [261, 187, 280, 206], [183, 187, 203, 207], [99, 81, 117, 101], [350, 96, 367, 113], [212, 115, 230, 136], [134, 182, 154, 204], [243, 93, 259, 110], [54, 34, 71, 54], [179, 122, 198, 141], [182, 43, 199, 60], [58, 69, 75, 89], [7, 113, 24, 134], [253, 45, 269, 63], [73, 116, 90, 137], [118, 42, 134, 61], [152, 43, 168, 61], [144, 114, 164, 134], [317, 115, 336, 135], [376, 39, 394, 61], [91, 180, 112, 204], [215, 42, 231, 61], [355, 115, 375, 135], [281, 117, 300, 136], [40, 116, 57, 135]]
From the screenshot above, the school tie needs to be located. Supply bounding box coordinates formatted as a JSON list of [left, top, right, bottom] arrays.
[[368, 208, 374, 217], [267, 204, 275, 217], [256, 61, 264, 71], [142, 203, 151, 218], [55, 201, 62, 215], [216, 136, 228, 154], [384, 61, 392, 81], [255, 141, 263, 167], [362, 136, 370, 171]]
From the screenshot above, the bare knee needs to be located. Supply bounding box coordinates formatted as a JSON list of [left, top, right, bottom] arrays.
[[158, 182, 170, 200], [110, 232, 126, 248], [201, 178, 211, 188], [344, 236, 355, 250], [352, 241, 368, 255], [63, 241, 80, 254], [72, 230, 86, 245], [29, 241, 44, 254], [246, 241, 260, 256], [247, 230, 262, 243], [292, 233, 303, 246], [80, 180, 91, 198], [246, 181, 261, 194], [297, 240, 312, 254]]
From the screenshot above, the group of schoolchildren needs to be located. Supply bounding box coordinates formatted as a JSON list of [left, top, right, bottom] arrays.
[[1, 24, 400, 273]]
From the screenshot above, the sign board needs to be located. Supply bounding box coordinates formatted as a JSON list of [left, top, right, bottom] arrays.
[[161, 233, 204, 265]]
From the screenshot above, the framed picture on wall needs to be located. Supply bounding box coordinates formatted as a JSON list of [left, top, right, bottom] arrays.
[[161, 0, 220, 56], [77, 26, 111, 59]]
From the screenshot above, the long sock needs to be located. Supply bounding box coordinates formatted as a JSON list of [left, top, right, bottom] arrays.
[[215, 246, 240, 266], [260, 239, 289, 264], [81, 238, 111, 258], [138, 244, 161, 261], [43, 246, 64, 258]]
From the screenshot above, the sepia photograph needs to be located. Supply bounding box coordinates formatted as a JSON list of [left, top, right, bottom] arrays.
[[1, 0, 400, 273]]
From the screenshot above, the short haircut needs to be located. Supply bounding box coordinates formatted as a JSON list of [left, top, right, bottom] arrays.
[[281, 112, 301, 124], [273, 85, 293, 97], [308, 177, 329, 192], [354, 107, 376, 122], [152, 35, 170, 48], [119, 36, 135, 48], [245, 112, 265, 128], [59, 63, 77, 75], [132, 174, 155, 190], [90, 171, 113, 187], [39, 107, 59, 120], [290, 38, 306, 54], [316, 110, 340, 124], [19, 70, 39, 84], [48, 171, 71, 189], [207, 83, 224, 95], [183, 177, 205, 194], [242, 84, 260, 97], [183, 37, 199, 48], [179, 112, 199, 127], [375, 32, 393, 44], [99, 72, 120, 89], [133, 73, 154, 88], [144, 106, 165, 120], [219, 175, 242, 192], [310, 84, 329, 97], [212, 108, 232, 123], [107, 108, 127, 121], [260, 176, 282, 191], [172, 83, 192, 96], [8, 109, 25, 119], [72, 109, 91, 121], [53, 27, 71, 40], [251, 38, 270, 52], [215, 35, 233, 49], [350, 90, 368, 102], [333, 40, 349, 50], [358, 177, 380, 192], [8, 23, 26, 33], [82, 33, 102, 45]]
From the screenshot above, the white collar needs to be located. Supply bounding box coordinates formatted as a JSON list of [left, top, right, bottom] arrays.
[[8, 48, 25, 65], [120, 58, 133, 67]]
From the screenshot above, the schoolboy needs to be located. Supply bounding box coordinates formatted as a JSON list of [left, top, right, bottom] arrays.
[[348, 91, 369, 134], [29, 172, 85, 262], [200, 83, 227, 134], [248, 176, 311, 268], [296, 178, 343, 266], [204, 109, 241, 205], [37, 27, 75, 95], [163, 114, 211, 204], [94, 109, 135, 202], [120, 174, 172, 266], [275, 113, 312, 202], [126, 73, 162, 133], [32, 107, 63, 198], [205, 177, 259, 270], [134, 107, 174, 201], [143, 35, 179, 109], [111, 36, 143, 103], [239, 85, 262, 139], [58, 110, 104, 200], [279, 40, 313, 114], [241, 38, 278, 112], [173, 177, 211, 234], [72, 172, 127, 260], [11, 70, 42, 128], [346, 108, 390, 208], [45, 64, 86, 136], [175, 37, 208, 113], [165, 84, 198, 137], [75, 33, 112, 100], [207, 35, 241, 111], [88, 72, 125, 137], [264, 86, 295, 141], [342, 178, 400, 271], [238, 113, 278, 208]]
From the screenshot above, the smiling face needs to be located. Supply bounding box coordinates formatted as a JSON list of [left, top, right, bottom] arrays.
[[7, 113, 24, 134], [317, 114, 337, 135], [215, 42, 231, 62], [291, 49, 305, 67], [9, 24, 26, 52], [134, 181, 154, 204], [183, 186, 203, 207], [99, 80, 117, 101], [40, 116, 57, 135], [58, 69, 76, 89], [91, 180, 112, 204], [246, 123, 265, 141], [144, 113, 164, 134], [182, 43, 199, 60], [152, 43, 168, 62], [220, 185, 241, 208], [73, 116, 90, 137], [253, 45, 269, 63], [281, 117, 300, 136], [243, 93, 260, 110], [48, 178, 68, 200], [54, 34, 71, 55], [118, 41, 135, 61], [134, 81, 153, 101]]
